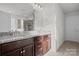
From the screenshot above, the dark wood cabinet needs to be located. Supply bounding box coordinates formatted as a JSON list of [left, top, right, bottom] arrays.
[[0, 34, 51, 56], [34, 35, 51, 56], [2, 44, 34, 56], [23, 44, 34, 56], [42, 35, 51, 54], [34, 36, 43, 56], [1, 38, 34, 56], [3, 48, 22, 56]]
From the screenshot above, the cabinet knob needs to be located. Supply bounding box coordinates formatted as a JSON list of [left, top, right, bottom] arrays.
[[23, 50, 26, 53], [40, 48, 42, 50], [20, 51, 23, 53]]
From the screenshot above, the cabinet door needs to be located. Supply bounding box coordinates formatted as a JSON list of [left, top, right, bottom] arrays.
[[34, 35, 51, 56], [43, 35, 51, 54], [2, 48, 22, 56], [34, 36, 43, 56], [42, 35, 49, 54], [23, 44, 34, 56]]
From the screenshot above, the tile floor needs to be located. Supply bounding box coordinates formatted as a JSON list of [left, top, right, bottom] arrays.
[[45, 41, 79, 56]]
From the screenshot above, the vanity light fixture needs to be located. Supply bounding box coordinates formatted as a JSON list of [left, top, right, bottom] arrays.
[[32, 3, 43, 10]]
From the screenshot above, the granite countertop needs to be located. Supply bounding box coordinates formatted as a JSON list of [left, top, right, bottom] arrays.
[[0, 31, 50, 44]]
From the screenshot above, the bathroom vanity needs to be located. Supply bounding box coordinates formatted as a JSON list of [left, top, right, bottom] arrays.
[[0, 31, 51, 56], [0, 38, 34, 56]]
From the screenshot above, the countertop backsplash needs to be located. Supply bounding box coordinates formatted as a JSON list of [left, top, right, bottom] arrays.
[[0, 32, 13, 37], [0, 31, 51, 37], [0, 31, 21, 37], [0, 31, 35, 37]]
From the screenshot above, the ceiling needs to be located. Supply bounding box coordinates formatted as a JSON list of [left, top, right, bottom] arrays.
[[0, 3, 33, 17], [38, 3, 79, 15], [59, 3, 79, 14], [0, 3, 79, 16]]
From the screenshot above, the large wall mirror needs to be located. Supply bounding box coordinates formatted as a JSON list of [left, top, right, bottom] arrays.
[[23, 20, 33, 31], [17, 19, 22, 29]]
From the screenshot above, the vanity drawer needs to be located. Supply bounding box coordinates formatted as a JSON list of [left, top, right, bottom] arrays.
[[1, 38, 34, 54]]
